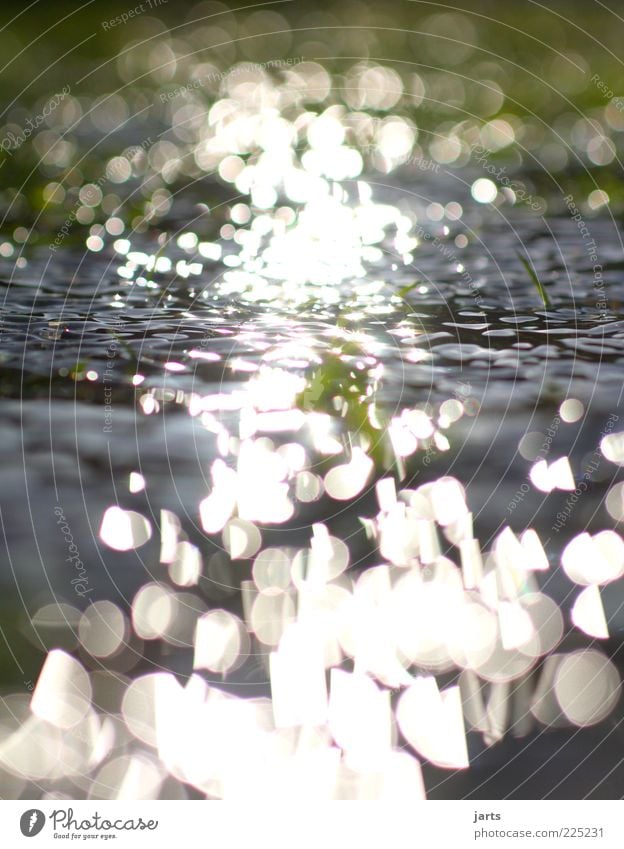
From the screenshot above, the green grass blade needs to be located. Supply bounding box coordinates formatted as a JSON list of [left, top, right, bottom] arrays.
[[517, 251, 551, 308]]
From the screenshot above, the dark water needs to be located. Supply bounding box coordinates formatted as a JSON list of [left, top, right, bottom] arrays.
[[3, 1, 624, 801], [2, 176, 624, 798]]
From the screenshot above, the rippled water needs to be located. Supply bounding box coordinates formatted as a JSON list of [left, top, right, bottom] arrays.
[[3, 5, 624, 800], [3, 170, 624, 798]]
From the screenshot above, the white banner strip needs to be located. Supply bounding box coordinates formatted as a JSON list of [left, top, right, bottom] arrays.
[[0, 800, 621, 848]]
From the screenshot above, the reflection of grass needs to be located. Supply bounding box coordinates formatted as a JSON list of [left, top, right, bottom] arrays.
[[296, 344, 388, 467], [517, 251, 552, 308]]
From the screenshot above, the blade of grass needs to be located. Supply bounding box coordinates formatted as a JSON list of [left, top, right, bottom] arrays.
[[396, 281, 420, 298], [517, 251, 551, 308]]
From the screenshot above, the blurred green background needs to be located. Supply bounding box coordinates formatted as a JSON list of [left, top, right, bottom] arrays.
[[1, 0, 623, 240]]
